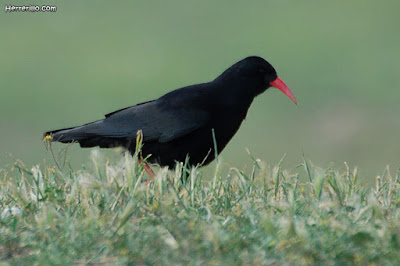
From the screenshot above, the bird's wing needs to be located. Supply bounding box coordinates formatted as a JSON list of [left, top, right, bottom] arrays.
[[83, 100, 210, 143], [104, 100, 154, 118]]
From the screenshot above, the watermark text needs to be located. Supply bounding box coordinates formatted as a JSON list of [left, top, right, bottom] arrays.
[[5, 5, 57, 13]]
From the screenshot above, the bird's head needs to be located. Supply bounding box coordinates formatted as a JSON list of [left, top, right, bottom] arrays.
[[220, 56, 297, 104]]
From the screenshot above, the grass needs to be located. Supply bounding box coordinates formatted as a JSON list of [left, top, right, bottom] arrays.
[[1, 149, 400, 265]]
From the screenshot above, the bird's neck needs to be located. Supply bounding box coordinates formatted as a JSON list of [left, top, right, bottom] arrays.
[[212, 79, 258, 106]]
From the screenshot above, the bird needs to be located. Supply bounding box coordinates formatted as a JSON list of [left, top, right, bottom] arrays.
[[44, 56, 296, 178]]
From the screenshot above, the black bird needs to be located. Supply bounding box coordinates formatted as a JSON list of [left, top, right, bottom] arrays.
[[44, 56, 296, 177]]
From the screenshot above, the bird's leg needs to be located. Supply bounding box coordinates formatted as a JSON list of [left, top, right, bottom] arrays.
[[138, 158, 156, 180]]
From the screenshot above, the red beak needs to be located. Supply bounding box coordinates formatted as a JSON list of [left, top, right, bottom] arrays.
[[269, 77, 297, 105]]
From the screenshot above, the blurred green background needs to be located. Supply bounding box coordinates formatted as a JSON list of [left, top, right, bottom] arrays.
[[1, 1, 399, 181]]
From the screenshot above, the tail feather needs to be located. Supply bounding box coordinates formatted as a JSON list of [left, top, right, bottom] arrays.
[[44, 126, 83, 143], [43, 120, 129, 149], [44, 124, 95, 143]]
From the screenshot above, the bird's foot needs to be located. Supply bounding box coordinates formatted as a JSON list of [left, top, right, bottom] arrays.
[[138, 158, 156, 184]]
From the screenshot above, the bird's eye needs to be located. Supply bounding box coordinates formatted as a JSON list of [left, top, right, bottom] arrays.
[[258, 68, 266, 73]]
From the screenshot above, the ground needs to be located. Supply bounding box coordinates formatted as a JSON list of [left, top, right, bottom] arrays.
[[1, 149, 400, 265]]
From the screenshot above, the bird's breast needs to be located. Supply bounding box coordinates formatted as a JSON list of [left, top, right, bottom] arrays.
[[209, 105, 249, 151]]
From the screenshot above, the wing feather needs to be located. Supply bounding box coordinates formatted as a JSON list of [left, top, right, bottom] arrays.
[[87, 100, 209, 143]]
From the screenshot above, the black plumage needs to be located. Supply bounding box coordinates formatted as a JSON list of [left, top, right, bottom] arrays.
[[44, 56, 296, 168]]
